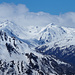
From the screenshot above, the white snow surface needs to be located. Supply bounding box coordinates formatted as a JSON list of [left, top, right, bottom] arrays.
[[0, 20, 75, 48]]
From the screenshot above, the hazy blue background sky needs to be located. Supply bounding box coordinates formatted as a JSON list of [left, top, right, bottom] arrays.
[[0, 0, 75, 15]]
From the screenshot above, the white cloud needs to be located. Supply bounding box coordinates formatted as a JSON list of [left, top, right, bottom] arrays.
[[0, 3, 75, 28]]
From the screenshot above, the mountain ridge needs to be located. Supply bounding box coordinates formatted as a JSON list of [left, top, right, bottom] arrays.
[[0, 20, 75, 75]]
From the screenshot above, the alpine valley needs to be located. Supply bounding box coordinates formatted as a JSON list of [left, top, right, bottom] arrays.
[[0, 20, 75, 75]]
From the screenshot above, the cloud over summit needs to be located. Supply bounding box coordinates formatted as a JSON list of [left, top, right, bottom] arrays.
[[0, 3, 29, 17], [0, 3, 75, 28]]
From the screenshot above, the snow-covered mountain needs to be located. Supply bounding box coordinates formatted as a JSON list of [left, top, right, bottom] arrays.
[[37, 23, 75, 45], [0, 20, 75, 75], [35, 23, 75, 67]]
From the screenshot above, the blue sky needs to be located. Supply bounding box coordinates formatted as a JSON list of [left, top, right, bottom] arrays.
[[0, 0, 75, 15]]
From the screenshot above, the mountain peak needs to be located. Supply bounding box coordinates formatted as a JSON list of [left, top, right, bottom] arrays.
[[47, 23, 55, 26], [0, 20, 14, 30], [46, 23, 56, 28], [38, 23, 68, 44]]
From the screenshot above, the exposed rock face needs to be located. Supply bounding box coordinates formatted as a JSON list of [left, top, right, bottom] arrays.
[[35, 45, 75, 67], [0, 53, 75, 75]]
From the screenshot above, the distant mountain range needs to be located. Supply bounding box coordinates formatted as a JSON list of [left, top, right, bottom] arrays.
[[0, 20, 75, 75]]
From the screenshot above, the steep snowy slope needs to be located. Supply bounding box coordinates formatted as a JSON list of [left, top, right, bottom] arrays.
[[37, 23, 75, 46]]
